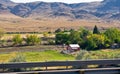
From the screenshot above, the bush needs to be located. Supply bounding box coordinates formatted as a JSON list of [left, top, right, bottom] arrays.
[[47, 39, 55, 45], [9, 54, 26, 72], [9, 54, 26, 63], [12, 35, 23, 46], [76, 50, 88, 60], [25, 35, 41, 45], [0, 39, 6, 47]]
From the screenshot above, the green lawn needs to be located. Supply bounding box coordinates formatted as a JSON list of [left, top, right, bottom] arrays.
[[0, 50, 75, 63], [0, 49, 120, 63], [24, 50, 75, 62]]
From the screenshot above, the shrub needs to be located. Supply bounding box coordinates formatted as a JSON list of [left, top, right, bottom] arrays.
[[47, 39, 55, 45], [76, 50, 88, 60], [25, 35, 41, 45], [12, 35, 23, 46], [9, 54, 26, 71], [0, 39, 6, 47]]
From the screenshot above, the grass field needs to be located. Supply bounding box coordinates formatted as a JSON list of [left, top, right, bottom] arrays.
[[76, 49, 120, 60], [0, 48, 120, 63], [24, 50, 75, 62], [0, 50, 75, 63]]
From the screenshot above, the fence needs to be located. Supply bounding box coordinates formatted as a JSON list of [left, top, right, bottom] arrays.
[[0, 59, 120, 74]]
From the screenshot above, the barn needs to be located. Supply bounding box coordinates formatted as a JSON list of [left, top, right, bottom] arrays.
[[66, 44, 80, 52]]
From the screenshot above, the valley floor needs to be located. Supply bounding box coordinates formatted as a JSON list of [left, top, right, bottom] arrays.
[[0, 45, 120, 63]]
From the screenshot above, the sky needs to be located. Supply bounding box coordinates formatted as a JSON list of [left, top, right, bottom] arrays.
[[11, 0, 103, 4]]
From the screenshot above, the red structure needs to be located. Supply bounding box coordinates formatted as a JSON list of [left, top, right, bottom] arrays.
[[66, 44, 80, 52]]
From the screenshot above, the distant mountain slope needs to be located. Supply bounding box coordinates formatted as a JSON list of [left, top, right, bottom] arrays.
[[0, 0, 17, 6], [0, 0, 120, 20], [97, 0, 120, 13]]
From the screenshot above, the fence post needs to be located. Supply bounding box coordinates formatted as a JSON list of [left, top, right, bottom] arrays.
[[45, 60, 48, 70], [79, 70, 85, 74], [66, 60, 68, 69]]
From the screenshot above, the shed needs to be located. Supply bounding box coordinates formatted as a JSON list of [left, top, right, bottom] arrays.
[[111, 43, 120, 49], [66, 44, 80, 52]]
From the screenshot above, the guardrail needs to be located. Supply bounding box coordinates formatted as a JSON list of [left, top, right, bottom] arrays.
[[0, 59, 120, 74]]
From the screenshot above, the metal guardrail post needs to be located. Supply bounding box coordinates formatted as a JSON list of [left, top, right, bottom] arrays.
[[45, 60, 47, 70], [79, 70, 85, 74], [66, 60, 68, 69]]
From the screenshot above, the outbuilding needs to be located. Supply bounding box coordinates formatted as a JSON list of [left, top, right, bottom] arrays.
[[66, 44, 80, 52]]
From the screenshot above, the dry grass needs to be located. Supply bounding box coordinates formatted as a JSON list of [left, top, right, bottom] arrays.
[[0, 14, 120, 32]]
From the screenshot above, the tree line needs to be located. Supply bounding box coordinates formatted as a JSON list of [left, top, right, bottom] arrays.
[[55, 26, 120, 50], [0, 26, 120, 49], [0, 34, 41, 47]]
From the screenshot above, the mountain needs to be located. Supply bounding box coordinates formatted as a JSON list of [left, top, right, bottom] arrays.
[[0, 0, 16, 6], [0, 0, 120, 20], [0, 0, 17, 14], [0, 0, 120, 32], [98, 0, 120, 13]]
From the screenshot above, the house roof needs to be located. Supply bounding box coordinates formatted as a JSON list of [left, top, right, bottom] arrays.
[[69, 44, 80, 48]]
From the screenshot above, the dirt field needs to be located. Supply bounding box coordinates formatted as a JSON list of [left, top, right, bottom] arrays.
[[0, 45, 63, 53], [0, 14, 120, 32]]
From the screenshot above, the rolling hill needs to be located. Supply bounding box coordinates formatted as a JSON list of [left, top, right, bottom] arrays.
[[0, 0, 120, 32]]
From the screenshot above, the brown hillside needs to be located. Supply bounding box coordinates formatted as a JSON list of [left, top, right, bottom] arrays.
[[0, 15, 119, 32]]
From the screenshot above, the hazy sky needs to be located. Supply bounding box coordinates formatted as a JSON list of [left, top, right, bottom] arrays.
[[11, 0, 103, 3]]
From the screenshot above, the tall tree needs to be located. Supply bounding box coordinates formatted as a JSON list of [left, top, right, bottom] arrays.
[[93, 25, 100, 34]]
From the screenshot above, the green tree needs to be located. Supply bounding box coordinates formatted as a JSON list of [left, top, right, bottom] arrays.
[[79, 28, 91, 49], [12, 35, 23, 46], [85, 34, 108, 50], [55, 28, 62, 33], [93, 25, 100, 34], [25, 35, 41, 45], [104, 28, 120, 44], [79, 28, 91, 39], [69, 31, 82, 44], [55, 33, 69, 45], [69, 29, 74, 32]]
